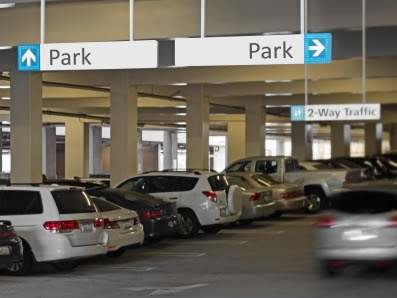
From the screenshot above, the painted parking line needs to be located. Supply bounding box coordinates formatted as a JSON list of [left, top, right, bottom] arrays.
[[221, 230, 285, 234], [83, 266, 156, 272], [135, 252, 206, 257], [164, 240, 248, 245], [122, 284, 208, 295]]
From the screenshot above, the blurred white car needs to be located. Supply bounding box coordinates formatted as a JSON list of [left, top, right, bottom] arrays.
[[314, 186, 397, 276], [91, 197, 144, 256]]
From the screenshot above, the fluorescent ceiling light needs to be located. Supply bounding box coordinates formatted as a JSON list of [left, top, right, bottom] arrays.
[[0, 86, 10, 89], [1, 97, 10, 100], [0, 46, 12, 50], [265, 93, 293, 96], [0, 4, 15, 8]]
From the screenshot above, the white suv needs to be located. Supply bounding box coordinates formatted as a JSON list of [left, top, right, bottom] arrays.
[[0, 185, 108, 275], [115, 170, 242, 238]]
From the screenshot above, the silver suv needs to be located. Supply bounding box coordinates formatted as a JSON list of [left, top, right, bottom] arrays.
[[115, 170, 242, 238], [0, 185, 108, 275]]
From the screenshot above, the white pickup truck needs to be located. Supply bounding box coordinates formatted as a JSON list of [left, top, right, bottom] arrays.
[[224, 156, 367, 213]]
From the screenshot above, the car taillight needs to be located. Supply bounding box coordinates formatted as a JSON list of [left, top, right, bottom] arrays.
[[249, 192, 260, 201], [343, 176, 350, 185], [103, 218, 119, 229], [280, 192, 294, 199], [43, 220, 80, 233], [94, 218, 104, 228], [202, 191, 217, 203], [389, 217, 397, 227], [143, 210, 163, 219], [315, 216, 335, 228], [0, 229, 18, 238], [134, 217, 140, 225]]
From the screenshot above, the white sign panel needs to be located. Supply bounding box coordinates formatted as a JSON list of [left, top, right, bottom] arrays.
[[175, 33, 331, 67], [18, 40, 158, 71], [291, 104, 381, 121]]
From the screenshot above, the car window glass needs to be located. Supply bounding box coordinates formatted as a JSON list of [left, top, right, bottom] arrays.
[[91, 197, 121, 212], [251, 174, 281, 186], [285, 159, 299, 172], [176, 177, 199, 191], [208, 175, 229, 191], [226, 176, 252, 189], [226, 161, 252, 172], [0, 190, 43, 215], [332, 191, 397, 214], [118, 177, 148, 193], [52, 190, 97, 214], [256, 160, 277, 174], [149, 176, 174, 193]]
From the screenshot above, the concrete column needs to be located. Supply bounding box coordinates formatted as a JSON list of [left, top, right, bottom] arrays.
[[186, 85, 209, 169], [65, 118, 89, 179], [0, 123, 3, 172], [163, 130, 178, 170], [365, 122, 383, 156], [331, 123, 351, 157], [10, 70, 42, 183], [137, 128, 143, 173], [89, 125, 102, 174], [275, 138, 285, 156], [390, 123, 397, 151], [227, 121, 245, 165], [42, 126, 57, 179], [291, 122, 313, 161], [110, 70, 137, 186], [245, 97, 266, 156], [163, 130, 172, 170]]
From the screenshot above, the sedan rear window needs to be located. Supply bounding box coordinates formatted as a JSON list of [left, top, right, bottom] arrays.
[[331, 190, 397, 214], [91, 197, 121, 212], [208, 175, 229, 191], [52, 190, 97, 214]]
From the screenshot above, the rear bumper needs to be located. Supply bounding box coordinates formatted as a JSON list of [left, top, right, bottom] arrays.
[[240, 202, 275, 220], [274, 196, 307, 212], [0, 238, 23, 268], [105, 224, 145, 251], [315, 246, 397, 261], [142, 215, 181, 239]]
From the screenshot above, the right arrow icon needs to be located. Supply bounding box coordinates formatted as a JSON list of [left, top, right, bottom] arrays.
[[309, 39, 325, 57], [22, 49, 36, 67]]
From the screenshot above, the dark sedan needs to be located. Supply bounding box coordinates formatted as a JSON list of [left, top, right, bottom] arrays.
[[86, 188, 181, 240], [0, 220, 23, 271]]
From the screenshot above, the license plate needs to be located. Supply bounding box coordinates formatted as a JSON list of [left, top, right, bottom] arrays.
[[123, 221, 132, 229], [342, 229, 377, 241], [0, 246, 10, 255], [81, 223, 93, 232]]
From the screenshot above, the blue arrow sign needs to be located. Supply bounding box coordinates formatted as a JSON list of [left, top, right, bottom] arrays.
[[290, 105, 305, 121], [304, 33, 332, 64], [18, 44, 40, 71]]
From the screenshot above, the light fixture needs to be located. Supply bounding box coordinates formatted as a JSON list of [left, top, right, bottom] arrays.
[[0, 4, 15, 9], [1, 97, 10, 100]]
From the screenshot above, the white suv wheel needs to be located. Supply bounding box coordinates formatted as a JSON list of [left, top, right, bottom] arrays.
[[227, 185, 243, 215]]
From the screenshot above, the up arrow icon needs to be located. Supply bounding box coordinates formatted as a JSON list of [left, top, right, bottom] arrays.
[[22, 49, 36, 67], [308, 39, 325, 57], [18, 44, 41, 71]]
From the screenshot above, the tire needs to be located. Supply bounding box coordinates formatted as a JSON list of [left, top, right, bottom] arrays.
[[5, 242, 34, 276], [227, 185, 242, 215], [271, 211, 283, 218], [106, 248, 126, 257], [305, 187, 326, 211], [52, 261, 79, 271], [319, 261, 337, 278], [305, 194, 322, 214], [239, 219, 253, 225], [201, 225, 222, 234], [177, 210, 200, 239]]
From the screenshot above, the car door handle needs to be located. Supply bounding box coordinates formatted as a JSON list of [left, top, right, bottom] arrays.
[[169, 197, 178, 200]]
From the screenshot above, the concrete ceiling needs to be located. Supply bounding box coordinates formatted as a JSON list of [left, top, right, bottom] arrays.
[[1, 0, 397, 136]]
